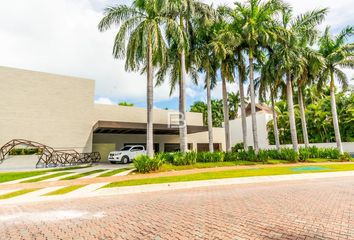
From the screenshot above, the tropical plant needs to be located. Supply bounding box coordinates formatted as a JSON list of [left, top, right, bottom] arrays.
[[318, 26, 354, 154], [233, 0, 286, 153], [98, 0, 173, 157], [118, 101, 134, 107]]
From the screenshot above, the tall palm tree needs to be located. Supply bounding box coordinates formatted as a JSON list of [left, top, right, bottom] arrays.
[[318, 26, 354, 154], [208, 15, 240, 152], [257, 55, 285, 150], [98, 0, 173, 157], [234, 0, 286, 153], [164, 0, 214, 153], [218, 5, 249, 151], [296, 49, 324, 147], [271, 8, 327, 152]]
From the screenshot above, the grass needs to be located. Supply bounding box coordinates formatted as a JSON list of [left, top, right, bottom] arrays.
[[0, 189, 39, 200], [103, 163, 354, 188], [44, 185, 86, 196], [60, 169, 106, 180], [0, 165, 91, 183], [98, 168, 132, 177], [20, 172, 73, 183]]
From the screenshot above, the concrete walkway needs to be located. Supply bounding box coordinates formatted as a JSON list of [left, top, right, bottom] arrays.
[[1, 161, 352, 191], [2, 170, 354, 205]]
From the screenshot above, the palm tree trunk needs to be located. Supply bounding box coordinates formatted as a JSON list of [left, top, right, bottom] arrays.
[[248, 49, 259, 153], [270, 92, 280, 151], [221, 73, 231, 152], [146, 39, 154, 158], [298, 87, 309, 147], [179, 48, 188, 153], [286, 73, 299, 152], [238, 61, 248, 151], [330, 72, 343, 154], [206, 74, 214, 152]]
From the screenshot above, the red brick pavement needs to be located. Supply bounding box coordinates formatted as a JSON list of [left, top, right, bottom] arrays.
[[0, 176, 353, 240]]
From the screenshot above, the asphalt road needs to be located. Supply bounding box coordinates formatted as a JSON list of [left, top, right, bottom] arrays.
[[1, 176, 353, 240]]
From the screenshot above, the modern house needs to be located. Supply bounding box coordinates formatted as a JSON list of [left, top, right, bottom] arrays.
[[0, 66, 225, 160]]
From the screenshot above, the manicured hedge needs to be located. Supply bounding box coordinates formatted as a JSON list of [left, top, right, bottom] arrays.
[[133, 147, 352, 173]]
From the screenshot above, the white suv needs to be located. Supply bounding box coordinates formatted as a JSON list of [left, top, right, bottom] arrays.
[[108, 145, 146, 164]]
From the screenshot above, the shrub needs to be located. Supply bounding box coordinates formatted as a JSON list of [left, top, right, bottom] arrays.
[[278, 148, 299, 162], [196, 152, 224, 162], [231, 143, 244, 152], [171, 152, 197, 166], [238, 149, 258, 162], [224, 152, 238, 162], [9, 148, 40, 155], [134, 154, 164, 173], [156, 152, 174, 164], [339, 152, 352, 162], [299, 147, 311, 162], [257, 150, 269, 163]]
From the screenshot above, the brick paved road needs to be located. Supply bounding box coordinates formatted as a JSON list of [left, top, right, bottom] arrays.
[[1, 177, 353, 240]]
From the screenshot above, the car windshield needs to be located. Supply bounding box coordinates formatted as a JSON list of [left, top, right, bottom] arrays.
[[120, 146, 131, 151]]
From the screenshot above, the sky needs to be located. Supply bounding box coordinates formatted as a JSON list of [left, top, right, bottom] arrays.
[[0, 0, 353, 110]]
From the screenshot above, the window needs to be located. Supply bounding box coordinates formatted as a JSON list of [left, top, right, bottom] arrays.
[[131, 146, 144, 152], [120, 146, 132, 151]]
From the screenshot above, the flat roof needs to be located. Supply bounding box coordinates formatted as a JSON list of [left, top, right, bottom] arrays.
[[93, 121, 207, 135]]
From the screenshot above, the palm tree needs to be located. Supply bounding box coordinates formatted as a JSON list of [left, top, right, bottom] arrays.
[[318, 26, 354, 154], [209, 15, 240, 152], [228, 92, 240, 120], [217, 5, 249, 151], [296, 49, 324, 147], [234, 0, 286, 153], [163, 0, 214, 153], [271, 8, 327, 152], [98, 0, 173, 157], [257, 55, 285, 150]]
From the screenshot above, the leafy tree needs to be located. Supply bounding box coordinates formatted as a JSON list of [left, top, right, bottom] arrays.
[[318, 26, 354, 154], [118, 101, 134, 107]]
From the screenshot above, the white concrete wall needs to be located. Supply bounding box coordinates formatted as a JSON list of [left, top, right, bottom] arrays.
[[0, 66, 95, 152], [229, 112, 272, 149], [94, 104, 203, 126], [228, 110, 354, 153]]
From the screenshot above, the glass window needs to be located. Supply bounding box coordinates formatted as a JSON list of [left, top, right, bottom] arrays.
[[120, 146, 132, 151]]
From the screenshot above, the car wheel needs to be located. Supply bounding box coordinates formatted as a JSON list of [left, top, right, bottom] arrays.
[[121, 156, 129, 164]]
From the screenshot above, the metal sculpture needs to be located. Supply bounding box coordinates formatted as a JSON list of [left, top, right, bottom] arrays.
[[0, 139, 101, 168]]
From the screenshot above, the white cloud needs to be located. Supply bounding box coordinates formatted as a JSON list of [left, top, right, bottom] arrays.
[[0, 0, 352, 108], [94, 97, 114, 105], [0, 0, 174, 105]]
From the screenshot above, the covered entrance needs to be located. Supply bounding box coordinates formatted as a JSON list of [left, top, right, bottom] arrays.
[[92, 121, 208, 161]]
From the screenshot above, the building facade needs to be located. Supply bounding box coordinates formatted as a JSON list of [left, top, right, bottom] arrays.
[[0, 66, 225, 160]]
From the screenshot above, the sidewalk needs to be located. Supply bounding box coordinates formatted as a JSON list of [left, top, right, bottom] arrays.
[[1, 169, 354, 205], [1, 161, 352, 191]]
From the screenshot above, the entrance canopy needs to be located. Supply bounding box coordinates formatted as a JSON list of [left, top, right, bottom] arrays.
[[93, 121, 207, 135]]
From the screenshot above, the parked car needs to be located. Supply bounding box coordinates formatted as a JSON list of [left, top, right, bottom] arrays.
[[108, 145, 146, 164]]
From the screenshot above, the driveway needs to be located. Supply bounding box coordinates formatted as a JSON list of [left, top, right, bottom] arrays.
[[0, 176, 353, 239]]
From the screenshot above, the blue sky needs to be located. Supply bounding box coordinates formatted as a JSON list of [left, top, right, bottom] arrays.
[[0, 0, 353, 110]]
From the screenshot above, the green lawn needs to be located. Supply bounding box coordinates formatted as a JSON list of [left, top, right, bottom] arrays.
[[60, 169, 106, 180], [98, 168, 132, 177], [0, 189, 39, 200], [104, 163, 354, 188], [21, 172, 73, 183], [44, 185, 86, 196], [0, 166, 91, 183]]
